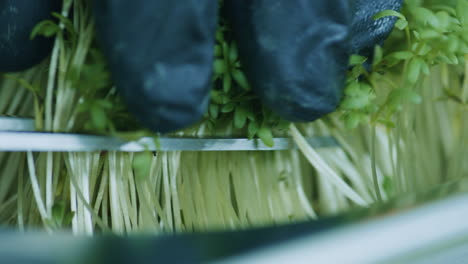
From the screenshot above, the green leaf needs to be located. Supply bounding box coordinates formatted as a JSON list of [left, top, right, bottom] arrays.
[[419, 29, 440, 39], [377, 119, 396, 128], [248, 121, 259, 139], [221, 102, 236, 113], [232, 69, 250, 91], [412, 7, 440, 28], [457, 0, 468, 26], [435, 11, 451, 31], [439, 54, 459, 64], [30, 20, 60, 39], [222, 42, 230, 59], [447, 53, 459, 64], [344, 81, 361, 96], [216, 29, 224, 42], [91, 105, 107, 131], [213, 59, 226, 75], [407, 58, 423, 84], [234, 106, 248, 129], [349, 64, 367, 79], [210, 90, 224, 104], [277, 120, 291, 130], [373, 10, 407, 21], [415, 44, 432, 56], [349, 55, 367, 66], [209, 104, 219, 119], [395, 19, 408, 30], [387, 51, 414, 61], [460, 42, 468, 54], [229, 42, 238, 63], [344, 112, 362, 129], [258, 126, 274, 147], [384, 51, 414, 68], [421, 61, 430, 76], [342, 83, 375, 110], [388, 88, 422, 106], [373, 45, 384, 66], [447, 36, 460, 52], [223, 73, 232, 92], [246, 107, 256, 121], [214, 45, 223, 57]]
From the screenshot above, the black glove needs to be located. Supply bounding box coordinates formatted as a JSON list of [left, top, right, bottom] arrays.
[[0, 0, 402, 131], [94, 0, 402, 133], [224, 0, 351, 122], [93, 0, 218, 133], [0, 0, 59, 72], [225, 0, 403, 122], [350, 0, 404, 58]]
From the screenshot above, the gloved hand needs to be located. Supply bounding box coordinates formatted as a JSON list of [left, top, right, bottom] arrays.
[[0, 0, 403, 132], [0, 0, 59, 72], [226, 0, 403, 122], [93, 0, 402, 133]]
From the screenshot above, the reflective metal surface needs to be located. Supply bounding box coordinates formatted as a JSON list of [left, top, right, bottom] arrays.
[[0, 117, 338, 151]]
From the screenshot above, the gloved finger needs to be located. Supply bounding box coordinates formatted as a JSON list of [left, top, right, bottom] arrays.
[[93, 0, 217, 133], [350, 0, 404, 58], [0, 0, 60, 73], [224, 0, 351, 122]]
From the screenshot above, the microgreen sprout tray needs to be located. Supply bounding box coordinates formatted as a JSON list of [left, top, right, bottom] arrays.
[[0, 0, 467, 258]]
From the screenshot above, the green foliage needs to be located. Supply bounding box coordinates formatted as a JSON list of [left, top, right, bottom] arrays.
[[33, 3, 138, 134], [207, 20, 289, 146], [30, 19, 60, 39], [340, 0, 468, 129]]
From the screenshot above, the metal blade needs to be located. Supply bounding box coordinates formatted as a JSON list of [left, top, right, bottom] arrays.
[[0, 117, 339, 152], [0, 132, 339, 152]]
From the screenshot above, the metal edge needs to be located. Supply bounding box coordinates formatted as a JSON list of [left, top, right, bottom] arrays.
[[0, 132, 339, 152]]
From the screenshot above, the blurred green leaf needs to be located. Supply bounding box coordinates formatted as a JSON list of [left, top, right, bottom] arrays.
[[258, 126, 274, 147], [221, 102, 236, 113], [30, 20, 60, 39], [407, 57, 424, 84], [232, 69, 250, 91], [214, 59, 226, 75], [234, 106, 248, 129], [373, 10, 407, 21], [248, 121, 259, 139]]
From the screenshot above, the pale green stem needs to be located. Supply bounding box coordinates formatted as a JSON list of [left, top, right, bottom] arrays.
[[371, 126, 383, 202], [290, 125, 368, 206], [462, 55, 468, 103], [26, 152, 50, 230]]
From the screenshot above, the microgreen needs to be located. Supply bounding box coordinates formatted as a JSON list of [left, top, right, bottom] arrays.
[[340, 0, 468, 129], [207, 17, 288, 146]]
